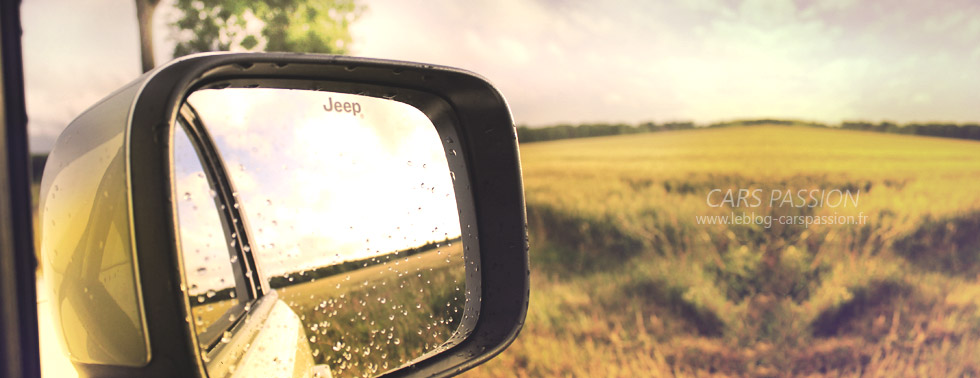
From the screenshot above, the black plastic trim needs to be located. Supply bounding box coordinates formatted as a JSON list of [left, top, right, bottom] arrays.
[[0, 1, 42, 377], [174, 112, 253, 355]]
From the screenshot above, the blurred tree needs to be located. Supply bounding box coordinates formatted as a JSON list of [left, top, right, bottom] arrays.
[[136, 0, 363, 72], [171, 0, 363, 56], [136, 0, 162, 72]]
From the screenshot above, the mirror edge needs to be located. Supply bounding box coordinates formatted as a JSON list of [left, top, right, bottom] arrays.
[[100, 52, 527, 378]]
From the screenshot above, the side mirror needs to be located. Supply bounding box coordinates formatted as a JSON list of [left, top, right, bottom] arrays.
[[38, 53, 528, 377]]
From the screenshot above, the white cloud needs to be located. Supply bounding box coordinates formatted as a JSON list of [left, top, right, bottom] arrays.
[[801, 0, 857, 16], [22, 0, 980, 152], [188, 89, 461, 276]]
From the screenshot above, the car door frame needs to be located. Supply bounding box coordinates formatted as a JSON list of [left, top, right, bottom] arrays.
[[0, 1, 43, 377], [174, 106, 269, 361]]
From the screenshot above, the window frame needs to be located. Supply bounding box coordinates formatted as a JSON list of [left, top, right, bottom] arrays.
[[174, 105, 265, 356]]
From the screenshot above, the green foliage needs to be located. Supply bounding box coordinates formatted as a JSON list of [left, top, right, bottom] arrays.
[[842, 121, 980, 140], [170, 0, 364, 57], [516, 121, 695, 143]]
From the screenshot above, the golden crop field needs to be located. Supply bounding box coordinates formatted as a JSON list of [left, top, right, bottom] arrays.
[[276, 244, 466, 378], [465, 125, 980, 377]]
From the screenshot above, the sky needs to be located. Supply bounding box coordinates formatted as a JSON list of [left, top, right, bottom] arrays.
[[21, 0, 980, 152], [177, 88, 462, 279]]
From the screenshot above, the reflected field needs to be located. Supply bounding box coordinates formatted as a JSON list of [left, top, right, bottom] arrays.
[[277, 242, 466, 378], [190, 299, 237, 338]]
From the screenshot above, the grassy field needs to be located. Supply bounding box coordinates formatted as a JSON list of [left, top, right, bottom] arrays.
[[186, 243, 466, 377], [30, 124, 980, 376], [276, 243, 466, 378], [464, 125, 980, 377]]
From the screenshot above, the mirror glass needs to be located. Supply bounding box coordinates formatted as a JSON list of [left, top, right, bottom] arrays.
[[174, 122, 248, 353], [175, 88, 467, 377]]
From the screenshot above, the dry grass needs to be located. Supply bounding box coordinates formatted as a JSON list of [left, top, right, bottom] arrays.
[[464, 126, 980, 377], [277, 245, 466, 378]]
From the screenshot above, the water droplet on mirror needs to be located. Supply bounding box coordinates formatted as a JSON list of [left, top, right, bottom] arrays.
[[183, 192, 192, 201]]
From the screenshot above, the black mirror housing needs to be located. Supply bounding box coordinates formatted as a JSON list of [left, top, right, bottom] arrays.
[[39, 53, 528, 378]]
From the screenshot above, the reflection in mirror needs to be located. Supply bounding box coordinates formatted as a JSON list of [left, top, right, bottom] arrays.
[[173, 122, 246, 353], [182, 88, 466, 377]]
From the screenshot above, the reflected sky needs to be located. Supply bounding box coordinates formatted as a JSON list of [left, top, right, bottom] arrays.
[[174, 125, 239, 296], [184, 88, 462, 277]]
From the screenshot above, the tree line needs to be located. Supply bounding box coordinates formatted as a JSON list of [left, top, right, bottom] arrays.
[[27, 119, 978, 184], [516, 122, 696, 143], [838, 121, 980, 140], [516, 120, 980, 143], [268, 237, 461, 289]]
